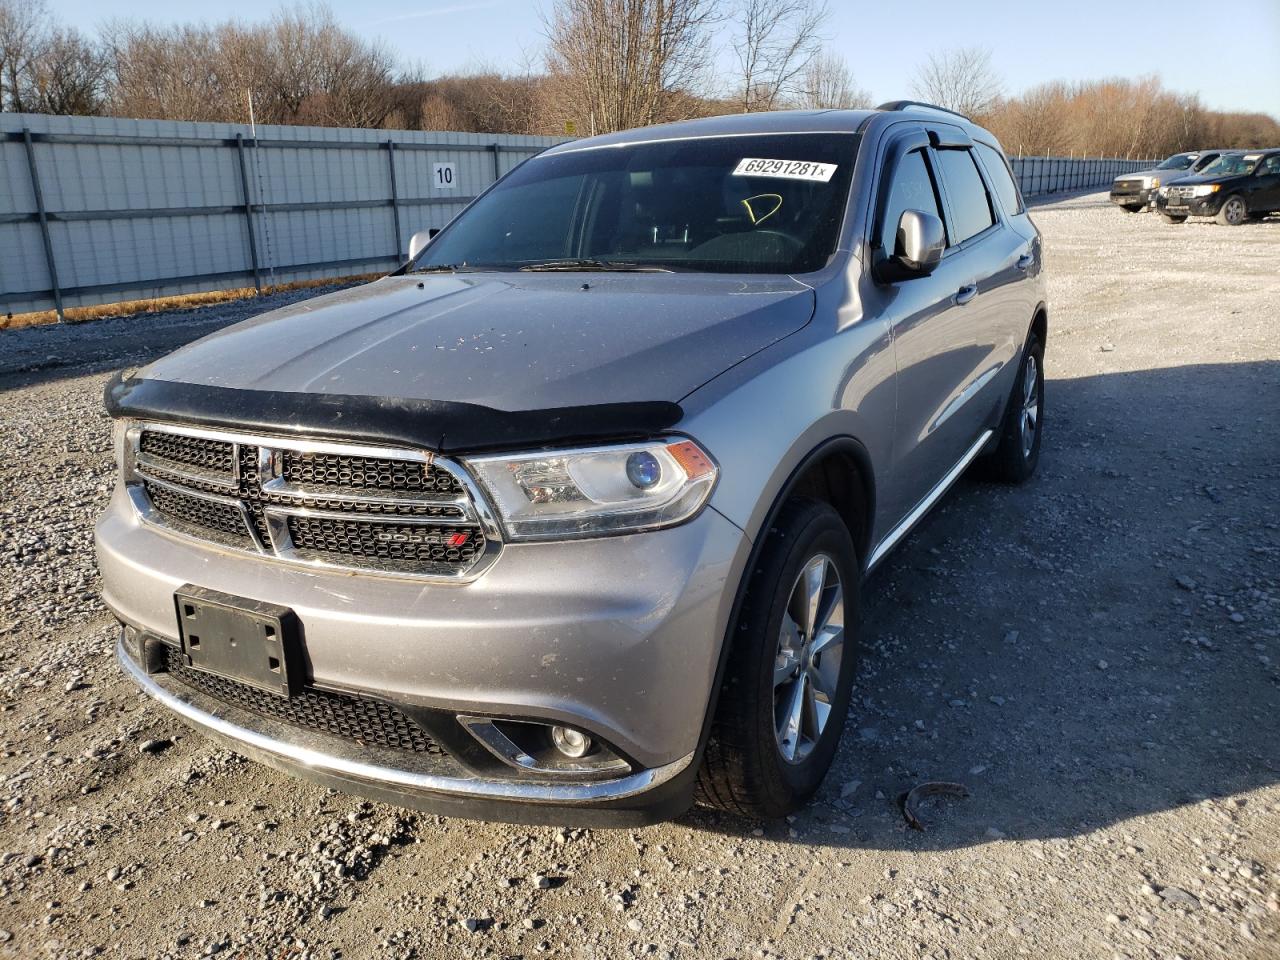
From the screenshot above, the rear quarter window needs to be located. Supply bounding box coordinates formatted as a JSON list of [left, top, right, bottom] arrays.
[[975, 142, 1023, 215]]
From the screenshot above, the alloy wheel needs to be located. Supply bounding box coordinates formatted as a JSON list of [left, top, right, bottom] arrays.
[[773, 554, 845, 764], [1020, 354, 1040, 458], [1223, 197, 1246, 225]]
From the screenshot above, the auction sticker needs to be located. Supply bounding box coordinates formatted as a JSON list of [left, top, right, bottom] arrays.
[[732, 158, 838, 182]]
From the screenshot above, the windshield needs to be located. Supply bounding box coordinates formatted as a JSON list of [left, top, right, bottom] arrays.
[[413, 133, 859, 275], [1196, 153, 1261, 177], [1156, 154, 1194, 170]]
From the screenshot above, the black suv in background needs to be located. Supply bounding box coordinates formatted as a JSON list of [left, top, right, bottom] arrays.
[[1156, 150, 1280, 224], [1109, 151, 1222, 212]]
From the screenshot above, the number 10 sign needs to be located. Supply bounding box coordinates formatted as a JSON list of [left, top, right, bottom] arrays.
[[433, 162, 457, 190]]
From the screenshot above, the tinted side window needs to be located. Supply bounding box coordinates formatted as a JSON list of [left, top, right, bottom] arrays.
[[1259, 155, 1280, 175], [880, 149, 944, 255], [976, 142, 1022, 215], [936, 148, 995, 244]]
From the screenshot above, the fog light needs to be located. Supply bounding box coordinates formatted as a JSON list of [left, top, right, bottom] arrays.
[[550, 725, 592, 758]]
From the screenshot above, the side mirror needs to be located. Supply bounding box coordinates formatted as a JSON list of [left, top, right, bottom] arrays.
[[893, 209, 945, 275], [407, 227, 440, 261]]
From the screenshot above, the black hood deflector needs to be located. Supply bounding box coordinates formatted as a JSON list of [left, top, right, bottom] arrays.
[[105, 374, 683, 454]]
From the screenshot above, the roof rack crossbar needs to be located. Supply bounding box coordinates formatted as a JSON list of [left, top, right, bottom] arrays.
[[876, 100, 971, 122]]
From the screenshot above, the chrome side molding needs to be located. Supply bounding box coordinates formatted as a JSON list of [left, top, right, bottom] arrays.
[[867, 429, 994, 571]]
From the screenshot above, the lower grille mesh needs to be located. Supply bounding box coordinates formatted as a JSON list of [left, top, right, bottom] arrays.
[[164, 646, 445, 755]]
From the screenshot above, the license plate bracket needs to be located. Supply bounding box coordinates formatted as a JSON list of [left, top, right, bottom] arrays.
[[174, 585, 301, 697]]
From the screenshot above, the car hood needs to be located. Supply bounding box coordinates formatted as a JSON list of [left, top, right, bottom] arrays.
[[1164, 172, 1242, 187], [1115, 165, 1185, 183], [139, 273, 816, 410]]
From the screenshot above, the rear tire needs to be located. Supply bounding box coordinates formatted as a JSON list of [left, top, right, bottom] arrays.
[[696, 499, 860, 819], [1216, 195, 1248, 226], [1160, 212, 1188, 224], [982, 329, 1044, 484]]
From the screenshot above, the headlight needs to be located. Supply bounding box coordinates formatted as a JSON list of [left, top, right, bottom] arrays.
[[1148, 177, 1160, 189], [1158, 185, 1170, 197], [1191, 184, 1220, 197], [465, 438, 717, 540]]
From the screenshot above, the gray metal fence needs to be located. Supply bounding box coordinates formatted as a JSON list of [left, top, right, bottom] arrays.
[[1, 112, 1156, 318], [1010, 155, 1153, 199], [1, 114, 564, 317]]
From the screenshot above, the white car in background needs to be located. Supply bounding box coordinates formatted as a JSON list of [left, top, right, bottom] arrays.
[[1109, 151, 1223, 212]]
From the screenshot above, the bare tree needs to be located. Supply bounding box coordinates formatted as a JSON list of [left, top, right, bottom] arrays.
[[543, 0, 718, 135], [911, 46, 1001, 119], [103, 4, 394, 127], [0, 0, 50, 111], [26, 27, 107, 115], [982, 80, 1072, 156], [799, 49, 869, 109], [102, 21, 228, 122], [731, 0, 828, 112]]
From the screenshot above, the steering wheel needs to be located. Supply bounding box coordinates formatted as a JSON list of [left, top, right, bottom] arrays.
[[746, 229, 804, 254]]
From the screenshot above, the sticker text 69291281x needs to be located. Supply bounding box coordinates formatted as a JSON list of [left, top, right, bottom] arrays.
[[731, 158, 838, 183]]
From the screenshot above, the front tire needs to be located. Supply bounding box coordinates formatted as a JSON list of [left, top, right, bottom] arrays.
[[696, 499, 860, 819], [1161, 212, 1188, 224], [1122, 204, 1145, 213], [1217, 195, 1248, 226], [982, 329, 1044, 484]]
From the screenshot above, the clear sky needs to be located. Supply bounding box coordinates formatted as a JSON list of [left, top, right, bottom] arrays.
[[48, 0, 1280, 117]]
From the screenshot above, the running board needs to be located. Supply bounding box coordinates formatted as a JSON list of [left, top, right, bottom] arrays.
[[866, 429, 994, 572]]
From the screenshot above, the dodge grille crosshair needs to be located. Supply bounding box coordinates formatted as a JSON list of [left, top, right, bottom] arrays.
[[125, 423, 499, 579]]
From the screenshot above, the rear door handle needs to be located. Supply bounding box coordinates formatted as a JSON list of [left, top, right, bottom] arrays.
[[1016, 254, 1034, 271], [955, 284, 978, 305]]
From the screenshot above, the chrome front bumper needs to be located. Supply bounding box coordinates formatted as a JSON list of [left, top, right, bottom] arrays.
[[117, 636, 697, 825]]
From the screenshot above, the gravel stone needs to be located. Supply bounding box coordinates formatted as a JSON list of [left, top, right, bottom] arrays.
[[0, 192, 1276, 960]]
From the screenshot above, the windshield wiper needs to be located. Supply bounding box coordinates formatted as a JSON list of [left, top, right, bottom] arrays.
[[411, 263, 508, 274], [517, 258, 676, 273]]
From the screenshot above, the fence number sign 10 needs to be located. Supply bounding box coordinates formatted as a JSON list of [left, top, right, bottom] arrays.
[[433, 162, 458, 189]]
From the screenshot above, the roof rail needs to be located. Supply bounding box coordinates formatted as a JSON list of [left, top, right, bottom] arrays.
[[876, 100, 971, 122]]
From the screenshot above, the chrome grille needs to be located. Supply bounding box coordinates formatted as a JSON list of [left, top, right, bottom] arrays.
[[282, 450, 461, 496], [1168, 185, 1196, 199], [163, 646, 445, 755], [141, 479, 252, 548], [139, 430, 235, 474], [287, 514, 483, 572], [127, 423, 499, 579]]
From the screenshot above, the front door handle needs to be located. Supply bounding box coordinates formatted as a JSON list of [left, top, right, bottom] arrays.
[[1016, 253, 1034, 271], [955, 284, 978, 305]]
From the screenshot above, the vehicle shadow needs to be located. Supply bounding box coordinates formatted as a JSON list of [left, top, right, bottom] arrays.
[[686, 359, 1280, 850]]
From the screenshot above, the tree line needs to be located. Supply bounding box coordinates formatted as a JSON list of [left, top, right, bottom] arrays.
[[913, 48, 1279, 157], [2, 0, 1275, 155]]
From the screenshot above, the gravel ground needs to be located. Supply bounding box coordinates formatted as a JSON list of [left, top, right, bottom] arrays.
[[0, 192, 1277, 959]]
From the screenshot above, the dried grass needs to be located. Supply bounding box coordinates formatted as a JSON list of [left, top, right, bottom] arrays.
[[1, 274, 383, 331]]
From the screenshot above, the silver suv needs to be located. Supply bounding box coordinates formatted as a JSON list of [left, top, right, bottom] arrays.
[[97, 102, 1046, 825]]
